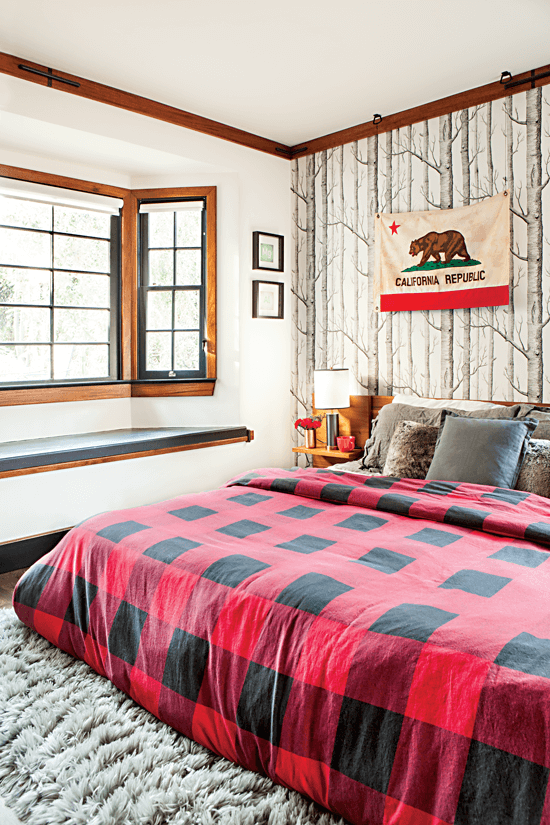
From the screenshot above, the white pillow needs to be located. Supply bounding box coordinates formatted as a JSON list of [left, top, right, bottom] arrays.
[[391, 393, 500, 412]]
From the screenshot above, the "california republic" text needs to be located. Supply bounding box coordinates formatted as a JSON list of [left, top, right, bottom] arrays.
[[395, 271, 486, 287]]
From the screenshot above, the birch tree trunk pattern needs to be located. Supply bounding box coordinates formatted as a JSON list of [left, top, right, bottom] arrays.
[[290, 89, 550, 409]]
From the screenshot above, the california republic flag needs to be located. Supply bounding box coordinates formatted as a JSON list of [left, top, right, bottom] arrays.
[[374, 192, 510, 312]]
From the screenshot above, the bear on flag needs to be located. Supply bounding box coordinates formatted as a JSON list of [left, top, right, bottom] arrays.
[[374, 192, 510, 312]]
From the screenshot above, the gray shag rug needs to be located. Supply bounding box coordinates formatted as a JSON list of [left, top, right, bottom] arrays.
[[0, 609, 347, 825]]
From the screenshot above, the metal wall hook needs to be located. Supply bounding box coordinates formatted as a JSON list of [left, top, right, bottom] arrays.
[[373, 114, 383, 126], [500, 71, 512, 84]]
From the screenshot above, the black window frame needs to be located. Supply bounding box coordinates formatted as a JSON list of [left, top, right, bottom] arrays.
[[137, 197, 208, 381], [0, 195, 122, 388]]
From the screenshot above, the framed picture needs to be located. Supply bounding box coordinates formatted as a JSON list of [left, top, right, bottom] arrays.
[[252, 231, 284, 272], [252, 280, 284, 319]]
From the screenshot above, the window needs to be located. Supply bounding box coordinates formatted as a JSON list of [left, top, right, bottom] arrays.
[[0, 180, 121, 385], [0, 171, 217, 404], [138, 199, 206, 379]]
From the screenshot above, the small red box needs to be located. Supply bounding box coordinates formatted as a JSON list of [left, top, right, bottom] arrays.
[[336, 436, 355, 452]]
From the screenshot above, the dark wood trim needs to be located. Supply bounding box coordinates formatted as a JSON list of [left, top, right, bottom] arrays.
[[121, 191, 138, 379], [131, 381, 215, 397], [0, 384, 131, 406], [0, 529, 70, 574], [131, 186, 216, 200], [0, 381, 218, 405], [0, 436, 251, 480], [290, 62, 550, 158], [2, 53, 549, 163], [0, 51, 292, 160], [205, 187, 217, 379], [0, 163, 130, 198]]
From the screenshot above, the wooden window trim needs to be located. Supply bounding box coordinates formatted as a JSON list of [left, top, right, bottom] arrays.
[[131, 186, 217, 381], [0, 169, 217, 405]]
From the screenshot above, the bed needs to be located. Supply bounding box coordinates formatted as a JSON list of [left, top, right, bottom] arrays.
[[12, 396, 550, 825]]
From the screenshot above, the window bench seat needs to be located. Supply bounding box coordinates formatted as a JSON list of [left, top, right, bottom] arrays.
[[0, 426, 253, 479]]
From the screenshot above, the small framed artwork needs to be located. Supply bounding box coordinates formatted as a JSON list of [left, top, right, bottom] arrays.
[[252, 280, 284, 319], [252, 231, 284, 272]]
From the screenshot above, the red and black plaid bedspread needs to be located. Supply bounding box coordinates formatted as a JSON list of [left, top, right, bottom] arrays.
[[13, 468, 550, 824]]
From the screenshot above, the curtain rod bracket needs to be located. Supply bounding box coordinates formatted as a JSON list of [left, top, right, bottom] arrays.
[[504, 68, 550, 90], [18, 64, 80, 88]]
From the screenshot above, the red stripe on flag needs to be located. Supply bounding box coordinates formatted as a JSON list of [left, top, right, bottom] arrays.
[[380, 285, 509, 312]]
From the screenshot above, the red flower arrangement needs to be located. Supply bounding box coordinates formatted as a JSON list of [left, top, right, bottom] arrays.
[[294, 416, 323, 432]]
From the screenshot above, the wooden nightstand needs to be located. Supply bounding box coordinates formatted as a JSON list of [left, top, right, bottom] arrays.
[[292, 446, 363, 468]]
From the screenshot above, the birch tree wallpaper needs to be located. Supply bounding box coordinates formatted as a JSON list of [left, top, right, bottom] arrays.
[[291, 89, 550, 448]]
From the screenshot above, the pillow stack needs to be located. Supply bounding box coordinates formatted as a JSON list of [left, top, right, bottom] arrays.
[[359, 396, 550, 496], [363, 400, 522, 474]]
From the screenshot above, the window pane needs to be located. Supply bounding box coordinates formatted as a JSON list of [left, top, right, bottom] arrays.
[[174, 331, 199, 370], [149, 250, 173, 286], [147, 292, 172, 330], [0, 268, 50, 305], [53, 344, 109, 379], [148, 212, 174, 248], [175, 291, 200, 329], [147, 331, 171, 370], [0, 227, 51, 268], [54, 206, 111, 239], [176, 210, 201, 247], [54, 235, 110, 273], [54, 272, 110, 308], [54, 308, 110, 343], [0, 344, 50, 381], [0, 306, 51, 343], [176, 249, 201, 285], [0, 198, 52, 231]]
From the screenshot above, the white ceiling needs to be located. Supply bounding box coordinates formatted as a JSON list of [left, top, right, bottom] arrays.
[[1, 0, 549, 147]]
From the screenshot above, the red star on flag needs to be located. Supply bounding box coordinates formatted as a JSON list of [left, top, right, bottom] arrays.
[[389, 221, 400, 235]]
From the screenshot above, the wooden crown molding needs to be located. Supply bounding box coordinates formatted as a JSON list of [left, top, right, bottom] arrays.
[[0, 51, 293, 160], [290, 63, 550, 158], [1, 52, 549, 163]]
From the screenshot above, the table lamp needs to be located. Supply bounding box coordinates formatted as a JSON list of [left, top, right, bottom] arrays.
[[314, 368, 350, 449]]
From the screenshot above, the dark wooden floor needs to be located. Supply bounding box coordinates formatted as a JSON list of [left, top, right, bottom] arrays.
[[0, 568, 28, 609]]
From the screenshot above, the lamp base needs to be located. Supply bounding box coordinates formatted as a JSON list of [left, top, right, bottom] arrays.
[[326, 412, 339, 450]]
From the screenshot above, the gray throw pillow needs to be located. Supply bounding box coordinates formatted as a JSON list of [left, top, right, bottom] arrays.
[[515, 439, 550, 498], [363, 404, 442, 473], [363, 402, 522, 474], [517, 405, 550, 440], [383, 421, 439, 479], [426, 411, 538, 487]]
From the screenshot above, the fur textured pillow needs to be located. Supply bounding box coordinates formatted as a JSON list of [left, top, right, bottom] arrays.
[[382, 420, 439, 479], [515, 438, 550, 498]]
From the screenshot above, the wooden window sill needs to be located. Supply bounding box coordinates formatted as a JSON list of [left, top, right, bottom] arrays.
[[0, 425, 253, 479], [0, 380, 216, 406]]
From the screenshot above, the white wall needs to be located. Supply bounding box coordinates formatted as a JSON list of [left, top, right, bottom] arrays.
[[0, 77, 291, 542]]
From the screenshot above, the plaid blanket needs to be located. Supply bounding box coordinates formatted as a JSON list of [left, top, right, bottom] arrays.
[[13, 468, 550, 825]]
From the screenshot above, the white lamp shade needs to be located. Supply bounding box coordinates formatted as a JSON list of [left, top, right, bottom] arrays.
[[314, 369, 350, 409]]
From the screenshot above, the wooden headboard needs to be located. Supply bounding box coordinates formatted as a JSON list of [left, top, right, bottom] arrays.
[[313, 394, 546, 449]]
